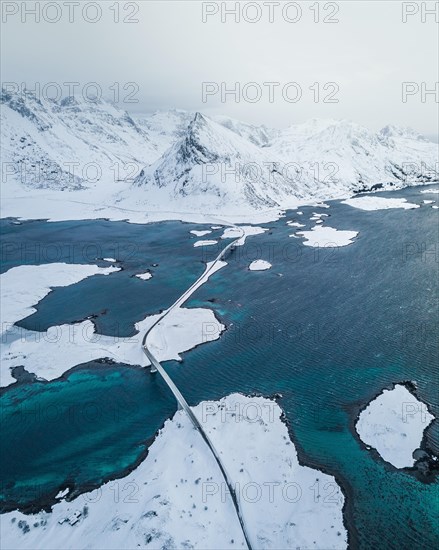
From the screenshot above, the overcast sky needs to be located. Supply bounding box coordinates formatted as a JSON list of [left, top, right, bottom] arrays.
[[1, 1, 438, 136]]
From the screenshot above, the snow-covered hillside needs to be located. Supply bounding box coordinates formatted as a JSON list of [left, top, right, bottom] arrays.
[[1, 90, 437, 221], [269, 118, 438, 196], [0, 91, 157, 188], [133, 113, 306, 212]]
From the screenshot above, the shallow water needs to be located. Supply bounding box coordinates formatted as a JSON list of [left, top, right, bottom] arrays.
[[1, 186, 438, 548]]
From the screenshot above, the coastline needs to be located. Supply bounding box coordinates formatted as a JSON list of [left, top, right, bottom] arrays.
[[1, 181, 437, 226]]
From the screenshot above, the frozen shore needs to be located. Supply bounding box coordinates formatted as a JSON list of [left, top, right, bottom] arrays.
[[2, 182, 437, 227], [0, 394, 347, 550]]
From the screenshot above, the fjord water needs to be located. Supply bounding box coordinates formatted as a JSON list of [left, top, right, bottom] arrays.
[[1, 186, 438, 549]]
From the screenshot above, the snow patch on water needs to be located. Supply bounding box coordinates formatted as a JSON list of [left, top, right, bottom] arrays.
[[356, 384, 435, 468]]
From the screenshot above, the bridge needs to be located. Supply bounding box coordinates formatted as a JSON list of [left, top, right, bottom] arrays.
[[141, 222, 254, 550]]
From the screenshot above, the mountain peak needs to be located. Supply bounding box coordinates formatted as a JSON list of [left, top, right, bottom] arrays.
[[190, 112, 209, 129]]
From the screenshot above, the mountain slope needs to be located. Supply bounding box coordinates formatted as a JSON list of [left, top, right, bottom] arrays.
[[133, 113, 303, 212], [268, 119, 438, 195], [0, 91, 158, 189]]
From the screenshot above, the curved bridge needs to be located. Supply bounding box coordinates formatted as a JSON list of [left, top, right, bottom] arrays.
[[141, 222, 254, 550]]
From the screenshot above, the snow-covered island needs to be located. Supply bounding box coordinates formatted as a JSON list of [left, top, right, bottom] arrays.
[[296, 226, 359, 248], [342, 197, 420, 211], [193, 239, 218, 247], [221, 226, 268, 245], [190, 229, 212, 237], [248, 260, 272, 271], [135, 272, 153, 281], [0, 394, 347, 550], [356, 384, 435, 468]]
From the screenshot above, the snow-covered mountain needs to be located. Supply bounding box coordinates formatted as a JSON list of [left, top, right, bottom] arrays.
[[0, 90, 157, 188], [1, 90, 437, 219], [133, 114, 438, 211], [133, 113, 305, 211], [268, 118, 438, 196]]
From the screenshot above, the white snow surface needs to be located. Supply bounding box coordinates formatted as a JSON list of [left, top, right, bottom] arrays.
[[193, 240, 218, 247], [190, 229, 212, 237], [0, 394, 347, 550], [356, 384, 435, 468], [0, 263, 119, 331], [342, 197, 420, 211], [249, 260, 272, 271], [296, 226, 358, 247], [135, 272, 152, 280]]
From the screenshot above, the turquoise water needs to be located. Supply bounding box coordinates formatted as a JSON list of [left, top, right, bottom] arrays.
[[1, 186, 438, 548], [0, 363, 175, 509]]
